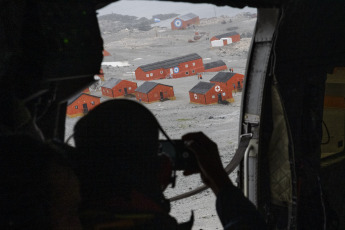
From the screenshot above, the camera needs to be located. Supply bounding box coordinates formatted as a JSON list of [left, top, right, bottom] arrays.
[[159, 139, 198, 171]]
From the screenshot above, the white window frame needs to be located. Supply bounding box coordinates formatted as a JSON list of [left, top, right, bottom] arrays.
[[160, 70, 163, 74], [186, 71, 189, 75], [146, 73, 149, 77], [192, 62, 195, 66], [185, 64, 188, 68], [150, 73, 153, 76], [212, 95, 215, 99]]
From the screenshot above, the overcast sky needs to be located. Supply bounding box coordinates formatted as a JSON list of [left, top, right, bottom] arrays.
[[97, 0, 256, 19]]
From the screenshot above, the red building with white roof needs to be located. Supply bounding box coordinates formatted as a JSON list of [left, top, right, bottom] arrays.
[[210, 32, 241, 47]]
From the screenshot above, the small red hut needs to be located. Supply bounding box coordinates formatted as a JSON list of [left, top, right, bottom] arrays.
[[171, 13, 200, 30], [204, 60, 228, 72], [135, 82, 175, 103], [189, 81, 234, 105], [210, 72, 245, 93], [66, 93, 101, 118], [135, 53, 204, 81], [210, 32, 241, 47], [101, 78, 137, 98]]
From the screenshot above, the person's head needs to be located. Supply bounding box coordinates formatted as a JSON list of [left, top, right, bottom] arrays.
[[74, 99, 160, 159], [0, 135, 81, 230], [73, 99, 171, 202]]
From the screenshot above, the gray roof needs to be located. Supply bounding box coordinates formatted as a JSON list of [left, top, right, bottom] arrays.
[[214, 31, 239, 39], [204, 60, 227, 70], [189, 82, 215, 94], [67, 93, 100, 105], [179, 13, 198, 21], [102, 78, 122, 89], [210, 72, 236, 83], [138, 53, 201, 72], [135, 82, 172, 94]]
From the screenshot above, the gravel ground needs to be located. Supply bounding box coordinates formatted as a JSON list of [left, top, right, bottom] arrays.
[[65, 13, 255, 229]]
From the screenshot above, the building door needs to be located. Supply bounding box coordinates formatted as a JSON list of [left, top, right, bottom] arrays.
[[217, 93, 222, 103], [160, 92, 164, 100], [124, 88, 128, 95], [82, 103, 88, 114], [237, 81, 241, 89]]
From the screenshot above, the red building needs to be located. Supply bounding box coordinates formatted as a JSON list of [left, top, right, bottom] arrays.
[[210, 32, 241, 47], [171, 13, 200, 30], [204, 60, 228, 72], [189, 81, 234, 105], [101, 78, 137, 98], [66, 93, 101, 117], [135, 53, 204, 81], [210, 72, 245, 93], [135, 82, 175, 103], [103, 50, 111, 56]]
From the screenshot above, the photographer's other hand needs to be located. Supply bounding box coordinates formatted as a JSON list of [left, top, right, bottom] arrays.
[[182, 132, 233, 195]]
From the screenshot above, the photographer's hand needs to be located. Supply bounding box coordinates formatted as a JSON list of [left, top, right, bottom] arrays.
[[182, 132, 233, 195]]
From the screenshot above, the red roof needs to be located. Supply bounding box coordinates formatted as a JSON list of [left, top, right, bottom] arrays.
[[103, 50, 111, 56]]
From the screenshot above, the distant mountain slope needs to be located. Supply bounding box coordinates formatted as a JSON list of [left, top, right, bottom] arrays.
[[97, 1, 256, 19]]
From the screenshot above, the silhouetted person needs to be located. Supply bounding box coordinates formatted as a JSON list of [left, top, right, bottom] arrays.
[[0, 135, 81, 230], [72, 99, 267, 229]]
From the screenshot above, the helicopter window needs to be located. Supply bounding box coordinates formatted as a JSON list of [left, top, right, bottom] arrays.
[[65, 2, 256, 228]]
